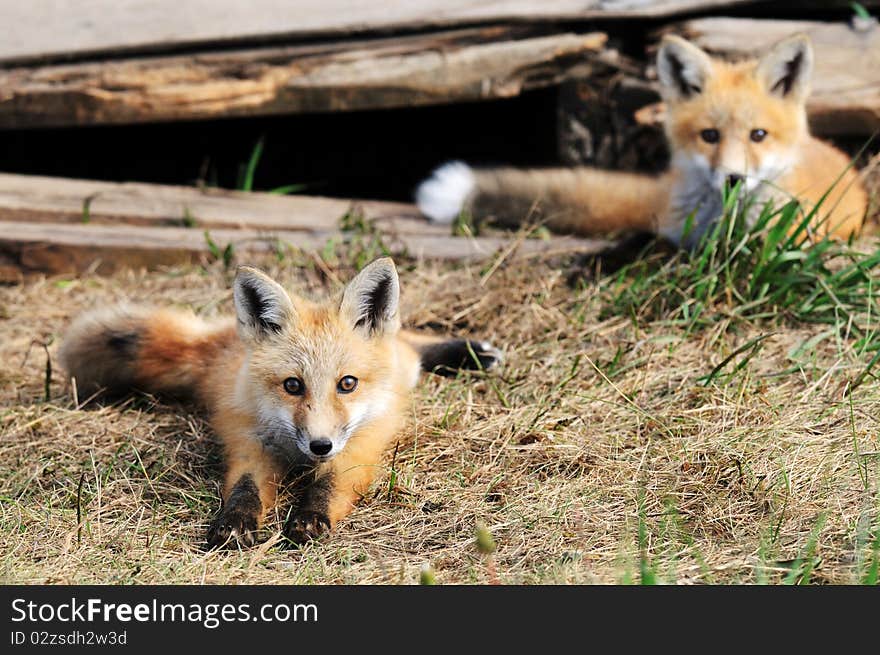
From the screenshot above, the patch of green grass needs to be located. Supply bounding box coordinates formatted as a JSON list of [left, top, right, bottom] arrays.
[[419, 563, 437, 585], [862, 530, 880, 585], [181, 207, 197, 228], [452, 210, 477, 237], [602, 184, 880, 385], [783, 513, 826, 585], [268, 183, 309, 196], [854, 505, 880, 585], [232, 135, 307, 195], [237, 135, 264, 192], [851, 2, 872, 19], [336, 208, 393, 271], [637, 501, 659, 585], [81, 194, 96, 223], [616, 491, 666, 585], [203, 230, 235, 269], [697, 332, 774, 386]]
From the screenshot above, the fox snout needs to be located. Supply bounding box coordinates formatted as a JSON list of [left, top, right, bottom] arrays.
[[308, 438, 333, 457], [705, 144, 765, 193], [711, 168, 758, 193], [294, 427, 347, 462]]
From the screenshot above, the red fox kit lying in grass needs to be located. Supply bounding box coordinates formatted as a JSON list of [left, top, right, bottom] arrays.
[[59, 259, 501, 548], [417, 34, 869, 249]]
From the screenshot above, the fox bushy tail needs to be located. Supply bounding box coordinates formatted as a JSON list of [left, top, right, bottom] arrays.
[[416, 162, 671, 236], [398, 329, 503, 377], [59, 305, 235, 399]]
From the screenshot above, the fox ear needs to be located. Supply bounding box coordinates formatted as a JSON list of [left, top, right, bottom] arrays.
[[756, 34, 813, 101], [233, 266, 295, 341], [339, 257, 400, 337], [656, 35, 713, 101]]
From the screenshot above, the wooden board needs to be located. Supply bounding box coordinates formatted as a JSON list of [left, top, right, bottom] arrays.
[[0, 174, 606, 276], [0, 29, 607, 128], [673, 17, 880, 135], [0, 222, 605, 276], [0, 173, 436, 235], [0, 1, 763, 65]]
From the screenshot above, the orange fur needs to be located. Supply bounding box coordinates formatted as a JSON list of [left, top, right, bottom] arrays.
[[320, 415, 403, 524], [469, 167, 672, 235]]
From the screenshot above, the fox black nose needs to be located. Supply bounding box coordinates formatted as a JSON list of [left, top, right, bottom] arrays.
[[309, 439, 333, 456], [726, 174, 744, 188]]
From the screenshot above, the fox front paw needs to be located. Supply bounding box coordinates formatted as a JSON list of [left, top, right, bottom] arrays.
[[206, 508, 259, 549], [284, 510, 331, 545], [466, 340, 504, 371]]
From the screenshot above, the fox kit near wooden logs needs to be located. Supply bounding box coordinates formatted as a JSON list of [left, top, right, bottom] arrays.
[[417, 34, 869, 248], [59, 258, 502, 547]]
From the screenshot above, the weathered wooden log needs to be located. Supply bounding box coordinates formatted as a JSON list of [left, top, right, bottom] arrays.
[[0, 29, 607, 129], [0, 1, 780, 65], [0, 173, 435, 234], [0, 174, 606, 275], [0, 222, 606, 275]]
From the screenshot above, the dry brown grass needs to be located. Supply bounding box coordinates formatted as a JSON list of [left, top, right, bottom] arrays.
[[1, 247, 878, 585]]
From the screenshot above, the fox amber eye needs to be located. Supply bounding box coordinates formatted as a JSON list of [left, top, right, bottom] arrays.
[[700, 129, 720, 144], [337, 376, 358, 394], [283, 377, 304, 396], [750, 128, 768, 143]]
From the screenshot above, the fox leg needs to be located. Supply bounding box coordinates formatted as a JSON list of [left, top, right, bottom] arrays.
[[399, 329, 503, 377], [284, 423, 395, 544], [206, 429, 284, 549]]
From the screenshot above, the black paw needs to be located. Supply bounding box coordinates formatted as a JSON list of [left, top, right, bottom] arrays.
[[421, 339, 504, 377], [206, 508, 259, 549], [284, 510, 331, 545], [465, 340, 504, 371]]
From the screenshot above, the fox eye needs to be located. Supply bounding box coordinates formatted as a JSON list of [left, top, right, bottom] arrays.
[[700, 129, 720, 144], [283, 377, 304, 395], [750, 129, 768, 143], [337, 376, 358, 394]]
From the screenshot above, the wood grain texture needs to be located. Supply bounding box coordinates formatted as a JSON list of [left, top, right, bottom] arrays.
[[0, 29, 607, 128], [0, 174, 606, 275], [0, 222, 605, 275], [674, 17, 880, 135], [0, 1, 760, 64], [0, 173, 434, 234]]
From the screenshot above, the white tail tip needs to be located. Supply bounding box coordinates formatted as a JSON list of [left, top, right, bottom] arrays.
[[415, 161, 475, 224]]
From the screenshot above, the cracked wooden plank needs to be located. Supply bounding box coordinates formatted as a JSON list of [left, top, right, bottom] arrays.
[[0, 1, 762, 65], [0, 173, 438, 235], [0, 173, 606, 275], [0, 29, 607, 128]]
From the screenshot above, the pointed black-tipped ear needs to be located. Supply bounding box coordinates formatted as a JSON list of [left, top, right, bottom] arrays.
[[339, 257, 400, 337], [755, 34, 813, 101], [656, 34, 714, 101], [233, 266, 295, 341]]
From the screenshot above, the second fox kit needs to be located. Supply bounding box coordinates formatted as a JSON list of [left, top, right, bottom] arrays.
[[417, 34, 869, 247], [60, 259, 501, 547]]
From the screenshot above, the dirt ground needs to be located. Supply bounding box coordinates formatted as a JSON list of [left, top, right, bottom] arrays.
[[1, 246, 878, 584]]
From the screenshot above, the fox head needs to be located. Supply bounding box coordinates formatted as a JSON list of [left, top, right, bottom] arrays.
[[233, 258, 402, 463], [657, 33, 813, 193]]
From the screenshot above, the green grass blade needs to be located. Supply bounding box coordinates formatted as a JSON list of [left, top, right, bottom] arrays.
[[240, 135, 265, 192]]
